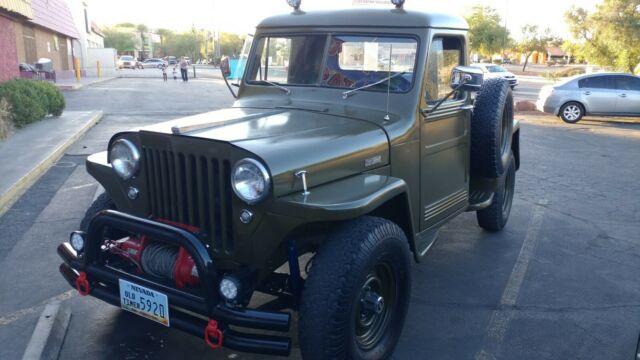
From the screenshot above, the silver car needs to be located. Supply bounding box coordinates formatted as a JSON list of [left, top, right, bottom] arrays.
[[537, 73, 640, 123]]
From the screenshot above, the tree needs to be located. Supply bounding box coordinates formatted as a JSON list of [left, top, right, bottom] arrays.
[[465, 5, 511, 57], [219, 32, 244, 57], [156, 28, 173, 57], [137, 24, 149, 58], [104, 29, 135, 53], [517, 25, 552, 71], [565, 0, 640, 73]]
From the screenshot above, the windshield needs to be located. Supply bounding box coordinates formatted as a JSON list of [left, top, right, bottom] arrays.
[[485, 65, 507, 73], [246, 34, 418, 93], [120, 56, 133, 60]]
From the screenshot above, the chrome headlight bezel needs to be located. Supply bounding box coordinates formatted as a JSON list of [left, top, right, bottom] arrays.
[[109, 138, 141, 180], [231, 158, 271, 205]]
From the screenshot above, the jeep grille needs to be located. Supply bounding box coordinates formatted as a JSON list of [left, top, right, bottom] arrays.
[[142, 147, 234, 254]]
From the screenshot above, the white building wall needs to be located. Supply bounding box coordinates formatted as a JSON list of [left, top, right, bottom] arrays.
[[85, 48, 117, 77], [68, 0, 104, 70]]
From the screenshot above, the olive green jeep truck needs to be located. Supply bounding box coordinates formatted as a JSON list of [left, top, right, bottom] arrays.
[[58, 3, 520, 359]]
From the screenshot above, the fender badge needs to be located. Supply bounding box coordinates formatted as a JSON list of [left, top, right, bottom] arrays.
[[365, 155, 382, 167]]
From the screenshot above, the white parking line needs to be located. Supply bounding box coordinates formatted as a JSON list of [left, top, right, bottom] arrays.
[[475, 200, 547, 360], [0, 290, 75, 326]]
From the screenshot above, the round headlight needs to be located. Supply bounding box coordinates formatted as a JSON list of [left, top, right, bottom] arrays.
[[110, 139, 140, 180], [231, 158, 270, 204]]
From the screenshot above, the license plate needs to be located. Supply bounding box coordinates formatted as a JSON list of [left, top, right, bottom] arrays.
[[119, 279, 170, 327]]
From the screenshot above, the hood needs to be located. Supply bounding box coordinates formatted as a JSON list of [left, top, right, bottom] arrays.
[[485, 71, 515, 78], [138, 108, 390, 196]]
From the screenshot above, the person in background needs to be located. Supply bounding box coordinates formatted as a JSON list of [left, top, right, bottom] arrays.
[[161, 63, 168, 82], [179, 57, 189, 82], [172, 65, 178, 80]]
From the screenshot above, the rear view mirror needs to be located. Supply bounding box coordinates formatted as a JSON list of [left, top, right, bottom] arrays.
[[451, 66, 483, 92]]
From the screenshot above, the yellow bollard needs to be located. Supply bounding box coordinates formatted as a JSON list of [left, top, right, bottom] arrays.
[[97, 61, 101, 78], [75, 58, 81, 81]]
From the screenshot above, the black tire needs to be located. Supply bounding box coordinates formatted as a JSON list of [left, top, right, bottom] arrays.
[[79, 193, 124, 238], [471, 78, 514, 178], [559, 101, 584, 123], [477, 153, 516, 232], [299, 217, 411, 360]]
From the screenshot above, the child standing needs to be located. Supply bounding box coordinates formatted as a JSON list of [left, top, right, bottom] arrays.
[[172, 65, 178, 80], [161, 64, 168, 82]]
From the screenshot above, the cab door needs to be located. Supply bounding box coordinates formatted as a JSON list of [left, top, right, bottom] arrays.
[[419, 35, 470, 232]]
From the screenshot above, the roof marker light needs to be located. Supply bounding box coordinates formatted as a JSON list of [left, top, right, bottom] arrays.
[[391, 0, 405, 9], [287, 0, 301, 11]]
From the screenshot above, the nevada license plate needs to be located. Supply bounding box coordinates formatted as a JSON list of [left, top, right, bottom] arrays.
[[119, 279, 170, 327]]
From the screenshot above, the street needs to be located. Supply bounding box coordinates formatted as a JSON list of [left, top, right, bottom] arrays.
[[1, 78, 639, 360]]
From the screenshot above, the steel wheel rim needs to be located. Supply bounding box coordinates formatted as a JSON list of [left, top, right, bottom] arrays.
[[499, 103, 511, 157], [355, 262, 396, 350], [502, 166, 514, 217], [563, 105, 580, 121]]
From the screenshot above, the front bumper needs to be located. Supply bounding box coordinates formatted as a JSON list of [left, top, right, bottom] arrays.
[[57, 210, 291, 356]]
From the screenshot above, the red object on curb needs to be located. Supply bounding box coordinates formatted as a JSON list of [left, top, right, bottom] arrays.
[[204, 320, 224, 349], [76, 272, 90, 296]]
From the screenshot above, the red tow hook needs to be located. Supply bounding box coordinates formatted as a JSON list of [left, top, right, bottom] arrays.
[[75, 271, 90, 296], [204, 320, 224, 349]]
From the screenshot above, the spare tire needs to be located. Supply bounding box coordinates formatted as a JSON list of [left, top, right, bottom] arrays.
[[470, 78, 514, 178]]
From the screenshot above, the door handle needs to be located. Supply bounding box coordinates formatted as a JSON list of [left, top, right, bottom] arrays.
[[584, 91, 591, 95], [619, 93, 627, 98]]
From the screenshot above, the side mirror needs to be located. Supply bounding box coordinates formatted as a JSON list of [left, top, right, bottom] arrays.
[[451, 66, 483, 92]]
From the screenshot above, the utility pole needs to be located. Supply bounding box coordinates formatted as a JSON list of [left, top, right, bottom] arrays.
[[504, 0, 509, 58]]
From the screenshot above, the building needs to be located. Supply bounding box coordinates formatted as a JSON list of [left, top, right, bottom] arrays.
[[67, 0, 105, 69], [0, 0, 79, 81], [0, 0, 33, 81]]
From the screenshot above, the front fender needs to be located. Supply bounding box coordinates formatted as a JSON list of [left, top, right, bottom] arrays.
[[271, 174, 410, 222]]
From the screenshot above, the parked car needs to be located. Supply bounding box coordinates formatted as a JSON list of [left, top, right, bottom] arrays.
[[471, 63, 518, 88], [57, 5, 521, 360], [140, 58, 166, 69], [164, 56, 177, 65], [536, 73, 640, 123], [117, 55, 137, 69], [501, 58, 513, 64]]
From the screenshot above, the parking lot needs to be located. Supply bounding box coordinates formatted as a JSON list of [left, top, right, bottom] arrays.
[[0, 78, 639, 359]]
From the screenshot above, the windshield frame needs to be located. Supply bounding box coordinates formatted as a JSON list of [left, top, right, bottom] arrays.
[[243, 32, 421, 95]]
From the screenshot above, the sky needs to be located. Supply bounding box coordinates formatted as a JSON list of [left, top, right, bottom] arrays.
[[91, 0, 603, 39]]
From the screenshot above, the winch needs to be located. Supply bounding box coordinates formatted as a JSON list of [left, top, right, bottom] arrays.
[[108, 232, 200, 289]]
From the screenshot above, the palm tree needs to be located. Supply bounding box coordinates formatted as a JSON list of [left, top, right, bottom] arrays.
[[156, 28, 172, 57], [136, 24, 148, 58]]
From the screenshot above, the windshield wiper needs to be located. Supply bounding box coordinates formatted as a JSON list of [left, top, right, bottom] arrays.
[[254, 80, 291, 95], [341, 72, 406, 99]]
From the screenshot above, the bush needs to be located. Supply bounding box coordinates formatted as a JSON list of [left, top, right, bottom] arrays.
[[0, 98, 14, 140], [32, 81, 65, 116], [0, 78, 65, 128]]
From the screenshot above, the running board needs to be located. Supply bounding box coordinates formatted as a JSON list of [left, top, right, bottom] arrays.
[[466, 191, 494, 211]]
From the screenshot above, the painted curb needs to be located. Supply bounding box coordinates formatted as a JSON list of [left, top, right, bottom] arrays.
[[55, 77, 117, 91], [0, 111, 103, 217], [21, 300, 71, 360]]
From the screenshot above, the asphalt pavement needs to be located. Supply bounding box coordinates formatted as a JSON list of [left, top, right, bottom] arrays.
[[1, 78, 639, 360]]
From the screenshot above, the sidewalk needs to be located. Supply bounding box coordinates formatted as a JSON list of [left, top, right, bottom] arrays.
[[0, 111, 103, 215], [55, 77, 116, 91]]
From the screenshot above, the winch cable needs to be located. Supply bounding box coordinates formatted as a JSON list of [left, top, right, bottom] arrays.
[[141, 243, 179, 280]]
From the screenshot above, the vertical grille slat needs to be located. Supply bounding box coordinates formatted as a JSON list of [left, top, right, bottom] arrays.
[[160, 151, 173, 218], [144, 148, 157, 215], [222, 161, 234, 252], [152, 150, 164, 218], [167, 152, 178, 220], [208, 159, 220, 251], [142, 142, 234, 254], [184, 155, 196, 225]]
